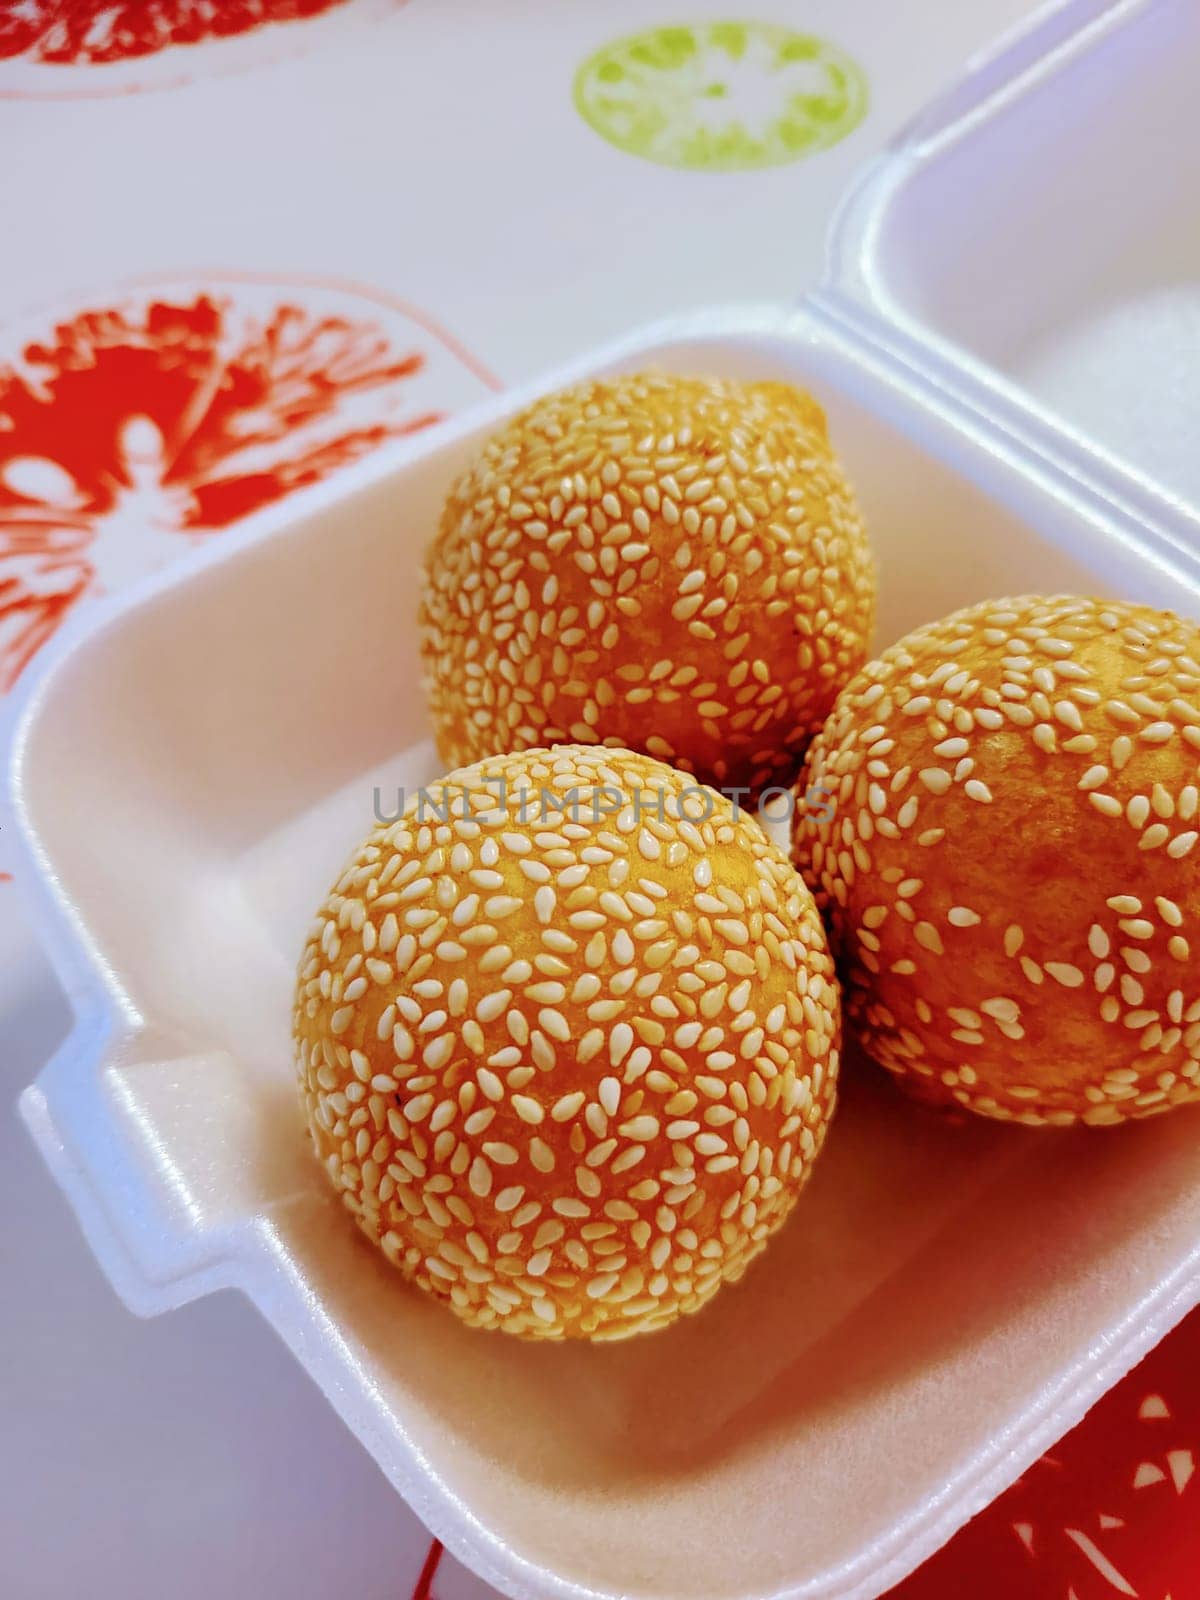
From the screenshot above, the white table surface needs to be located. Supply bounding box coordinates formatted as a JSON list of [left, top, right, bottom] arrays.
[[0, 3, 1041, 1594]]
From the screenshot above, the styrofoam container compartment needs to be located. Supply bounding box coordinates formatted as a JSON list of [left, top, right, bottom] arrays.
[[9, 7, 1200, 1600], [829, 0, 1200, 547]]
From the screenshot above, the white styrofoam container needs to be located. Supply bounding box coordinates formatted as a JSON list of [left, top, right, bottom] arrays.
[[9, 6, 1200, 1600], [826, 0, 1200, 546]]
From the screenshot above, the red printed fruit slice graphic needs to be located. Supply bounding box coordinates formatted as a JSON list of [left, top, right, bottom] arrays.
[[0, 273, 497, 697], [891, 1305, 1200, 1598], [0, 0, 403, 98], [0, 4, 53, 59]]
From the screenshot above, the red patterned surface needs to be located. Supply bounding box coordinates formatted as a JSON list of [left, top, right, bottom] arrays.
[[894, 1308, 1200, 1599], [0, 0, 405, 98], [0, 0, 350, 64], [406, 1311, 1200, 1600], [412, 1540, 444, 1600], [0, 275, 496, 698]]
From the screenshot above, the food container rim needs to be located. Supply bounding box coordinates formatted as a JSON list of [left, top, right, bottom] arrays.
[[820, 0, 1200, 559]]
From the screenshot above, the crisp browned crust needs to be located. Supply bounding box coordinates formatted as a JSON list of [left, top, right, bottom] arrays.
[[419, 372, 875, 796], [295, 745, 840, 1338], [794, 595, 1200, 1126]]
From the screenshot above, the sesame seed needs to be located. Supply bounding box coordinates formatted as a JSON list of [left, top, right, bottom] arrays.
[[981, 997, 1020, 1024], [530, 1138, 556, 1173], [1107, 895, 1142, 915], [483, 1141, 519, 1166], [620, 1115, 660, 1141], [1126, 796, 1151, 829], [1045, 963, 1085, 989], [1089, 793, 1123, 819], [1156, 897, 1184, 928], [477, 1067, 504, 1102]]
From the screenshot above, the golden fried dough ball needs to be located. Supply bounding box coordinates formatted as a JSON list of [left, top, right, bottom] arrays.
[[420, 372, 875, 797], [794, 595, 1200, 1127], [296, 745, 840, 1338]]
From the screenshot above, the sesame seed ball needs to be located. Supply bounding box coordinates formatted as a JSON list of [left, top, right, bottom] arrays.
[[793, 595, 1200, 1128], [419, 372, 875, 797], [295, 744, 840, 1340]]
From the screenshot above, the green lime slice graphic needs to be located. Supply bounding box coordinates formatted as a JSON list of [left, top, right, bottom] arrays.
[[574, 20, 868, 171]]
